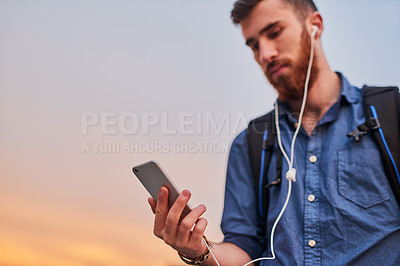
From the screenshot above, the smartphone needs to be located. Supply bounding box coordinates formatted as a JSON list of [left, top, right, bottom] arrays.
[[132, 160, 192, 220]]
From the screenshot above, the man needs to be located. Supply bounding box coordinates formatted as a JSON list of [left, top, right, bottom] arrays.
[[148, 0, 400, 265]]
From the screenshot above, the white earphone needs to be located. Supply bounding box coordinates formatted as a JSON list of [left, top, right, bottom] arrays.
[[312, 25, 318, 37]]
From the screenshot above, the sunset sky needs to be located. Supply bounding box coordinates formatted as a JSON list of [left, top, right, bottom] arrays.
[[1, 0, 399, 265]]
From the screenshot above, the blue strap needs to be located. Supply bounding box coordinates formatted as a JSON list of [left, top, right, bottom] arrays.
[[370, 105, 400, 185], [258, 129, 268, 217]]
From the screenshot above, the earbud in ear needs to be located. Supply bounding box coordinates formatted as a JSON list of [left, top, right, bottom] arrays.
[[311, 25, 318, 36]]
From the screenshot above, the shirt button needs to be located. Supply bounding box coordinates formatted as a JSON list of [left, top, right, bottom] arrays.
[[309, 155, 317, 163], [308, 194, 316, 202], [308, 240, 316, 247]]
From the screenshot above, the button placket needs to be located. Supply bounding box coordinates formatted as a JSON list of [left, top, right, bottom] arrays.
[[304, 134, 321, 265]]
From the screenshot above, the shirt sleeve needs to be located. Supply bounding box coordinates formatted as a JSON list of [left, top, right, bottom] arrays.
[[221, 130, 265, 260]]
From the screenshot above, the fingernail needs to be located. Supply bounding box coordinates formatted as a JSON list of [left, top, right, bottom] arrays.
[[160, 187, 166, 195], [199, 204, 206, 211], [182, 190, 191, 198]]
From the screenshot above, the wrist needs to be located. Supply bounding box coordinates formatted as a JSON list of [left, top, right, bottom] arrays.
[[179, 247, 209, 265], [178, 236, 213, 265]]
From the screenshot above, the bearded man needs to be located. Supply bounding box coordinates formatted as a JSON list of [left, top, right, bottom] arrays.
[[148, 0, 400, 265]]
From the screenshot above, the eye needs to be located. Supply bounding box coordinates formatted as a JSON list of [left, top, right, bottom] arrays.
[[268, 29, 282, 39]]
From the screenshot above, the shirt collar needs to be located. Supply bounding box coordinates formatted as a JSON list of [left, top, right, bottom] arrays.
[[337, 72, 361, 104]]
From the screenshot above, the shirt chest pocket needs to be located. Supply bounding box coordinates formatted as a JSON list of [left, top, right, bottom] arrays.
[[338, 148, 389, 208]]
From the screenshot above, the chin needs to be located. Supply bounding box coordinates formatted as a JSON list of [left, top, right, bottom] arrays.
[[272, 81, 304, 102]]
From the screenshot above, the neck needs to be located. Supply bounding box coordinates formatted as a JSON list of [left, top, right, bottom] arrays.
[[285, 51, 342, 135]]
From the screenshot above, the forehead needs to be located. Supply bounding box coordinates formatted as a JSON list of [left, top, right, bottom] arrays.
[[240, 0, 300, 39]]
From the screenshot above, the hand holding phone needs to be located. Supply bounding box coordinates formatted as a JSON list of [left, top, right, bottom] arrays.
[[132, 160, 219, 264]]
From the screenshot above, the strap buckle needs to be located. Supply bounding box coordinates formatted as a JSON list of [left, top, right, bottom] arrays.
[[347, 128, 368, 142], [347, 117, 381, 142], [366, 117, 381, 130]]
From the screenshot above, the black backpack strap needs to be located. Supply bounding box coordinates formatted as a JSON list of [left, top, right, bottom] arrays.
[[348, 85, 400, 206], [247, 110, 282, 238]]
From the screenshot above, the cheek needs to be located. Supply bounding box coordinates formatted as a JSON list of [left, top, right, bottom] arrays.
[[277, 32, 302, 59]]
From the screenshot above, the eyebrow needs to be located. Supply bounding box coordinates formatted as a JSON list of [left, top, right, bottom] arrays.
[[245, 20, 281, 46]]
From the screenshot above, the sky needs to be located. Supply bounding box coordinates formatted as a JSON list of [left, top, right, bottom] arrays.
[[0, 0, 399, 265]]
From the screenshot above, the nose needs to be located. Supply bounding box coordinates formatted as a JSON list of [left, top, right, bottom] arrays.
[[258, 39, 278, 63]]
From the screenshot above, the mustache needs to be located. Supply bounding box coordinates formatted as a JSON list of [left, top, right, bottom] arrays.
[[266, 59, 291, 75]]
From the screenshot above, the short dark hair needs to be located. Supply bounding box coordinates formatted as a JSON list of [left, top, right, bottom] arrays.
[[231, 0, 318, 24]]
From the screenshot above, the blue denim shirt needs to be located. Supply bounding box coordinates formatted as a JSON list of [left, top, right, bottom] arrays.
[[221, 74, 400, 265]]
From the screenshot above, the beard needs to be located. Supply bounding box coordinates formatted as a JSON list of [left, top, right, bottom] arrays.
[[265, 27, 319, 101]]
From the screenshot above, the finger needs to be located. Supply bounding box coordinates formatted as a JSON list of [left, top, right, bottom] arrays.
[[164, 190, 191, 238], [153, 186, 169, 237], [176, 204, 206, 247], [189, 218, 208, 247], [148, 197, 156, 214]]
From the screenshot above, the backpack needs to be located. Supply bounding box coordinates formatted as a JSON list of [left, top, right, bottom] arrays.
[[246, 85, 400, 237]]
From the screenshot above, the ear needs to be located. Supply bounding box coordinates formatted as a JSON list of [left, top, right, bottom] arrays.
[[308, 11, 323, 39]]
